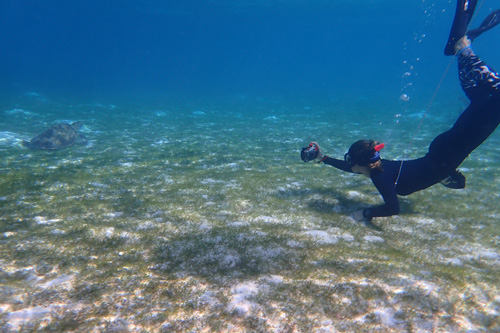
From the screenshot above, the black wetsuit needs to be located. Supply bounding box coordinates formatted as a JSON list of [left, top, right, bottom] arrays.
[[322, 48, 500, 220]]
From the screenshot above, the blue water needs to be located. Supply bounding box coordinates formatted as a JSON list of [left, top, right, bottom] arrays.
[[1, 1, 500, 331], [4, 0, 498, 102]]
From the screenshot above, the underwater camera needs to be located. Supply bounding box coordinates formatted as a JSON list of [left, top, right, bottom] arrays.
[[301, 142, 319, 162]]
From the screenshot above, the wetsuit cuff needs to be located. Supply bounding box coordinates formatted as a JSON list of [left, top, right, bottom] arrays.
[[362, 208, 373, 221], [456, 45, 472, 57], [317, 155, 329, 163]]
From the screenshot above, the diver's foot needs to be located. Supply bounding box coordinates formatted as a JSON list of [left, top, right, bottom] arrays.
[[467, 9, 500, 42], [440, 169, 466, 189], [445, 0, 478, 56]]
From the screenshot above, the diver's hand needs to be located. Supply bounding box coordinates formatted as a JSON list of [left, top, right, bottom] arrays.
[[311, 142, 325, 161], [352, 210, 371, 222], [352, 210, 364, 222], [352, 209, 381, 230]]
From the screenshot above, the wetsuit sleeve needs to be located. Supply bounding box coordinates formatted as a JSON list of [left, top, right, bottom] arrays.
[[363, 171, 400, 220], [322, 156, 354, 173]]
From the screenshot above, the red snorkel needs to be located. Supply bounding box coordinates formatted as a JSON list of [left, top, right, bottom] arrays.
[[346, 141, 386, 166], [366, 143, 385, 164], [374, 143, 385, 152]]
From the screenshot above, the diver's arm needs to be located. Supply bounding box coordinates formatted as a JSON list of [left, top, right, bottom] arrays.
[[322, 157, 354, 173], [362, 197, 400, 220], [363, 171, 400, 220], [311, 142, 353, 173]]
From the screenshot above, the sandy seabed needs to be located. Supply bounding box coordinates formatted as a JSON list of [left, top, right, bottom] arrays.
[[0, 96, 499, 331]]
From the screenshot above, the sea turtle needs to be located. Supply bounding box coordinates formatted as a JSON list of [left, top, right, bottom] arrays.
[[23, 121, 87, 150]]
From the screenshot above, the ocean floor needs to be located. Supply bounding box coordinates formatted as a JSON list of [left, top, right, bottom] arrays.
[[0, 95, 499, 331]]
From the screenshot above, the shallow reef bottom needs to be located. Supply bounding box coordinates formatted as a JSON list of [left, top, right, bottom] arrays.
[[0, 97, 499, 331]]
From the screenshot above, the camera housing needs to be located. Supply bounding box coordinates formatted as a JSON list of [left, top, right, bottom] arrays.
[[301, 143, 319, 162]]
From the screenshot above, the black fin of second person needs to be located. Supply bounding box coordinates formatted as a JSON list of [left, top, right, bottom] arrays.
[[467, 10, 500, 42], [444, 0, 478, 56]]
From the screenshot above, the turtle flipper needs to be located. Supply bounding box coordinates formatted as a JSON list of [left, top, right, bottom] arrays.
[[21, 139, 32, 149], [78, 134, 88, 145]]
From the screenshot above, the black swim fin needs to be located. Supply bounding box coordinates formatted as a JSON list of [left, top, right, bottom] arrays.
[[440, 169, 466, 189], [444, 0, 478, 56], [467, 10, 500, 42]]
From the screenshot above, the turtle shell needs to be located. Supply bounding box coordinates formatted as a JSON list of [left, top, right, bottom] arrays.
[[26, 123, 82, 150]]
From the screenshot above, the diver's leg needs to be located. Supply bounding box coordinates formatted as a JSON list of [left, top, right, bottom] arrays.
[[457, 44, 500, 101], [445, 0, 477, 56], [431, 50, 500, 186], [445, 2, 500, 56], [437, 3, 500, 187], [449, 6, 500, 98]]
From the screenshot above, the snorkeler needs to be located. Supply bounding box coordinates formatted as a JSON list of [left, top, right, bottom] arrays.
[[308, 0, 500, 223]]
